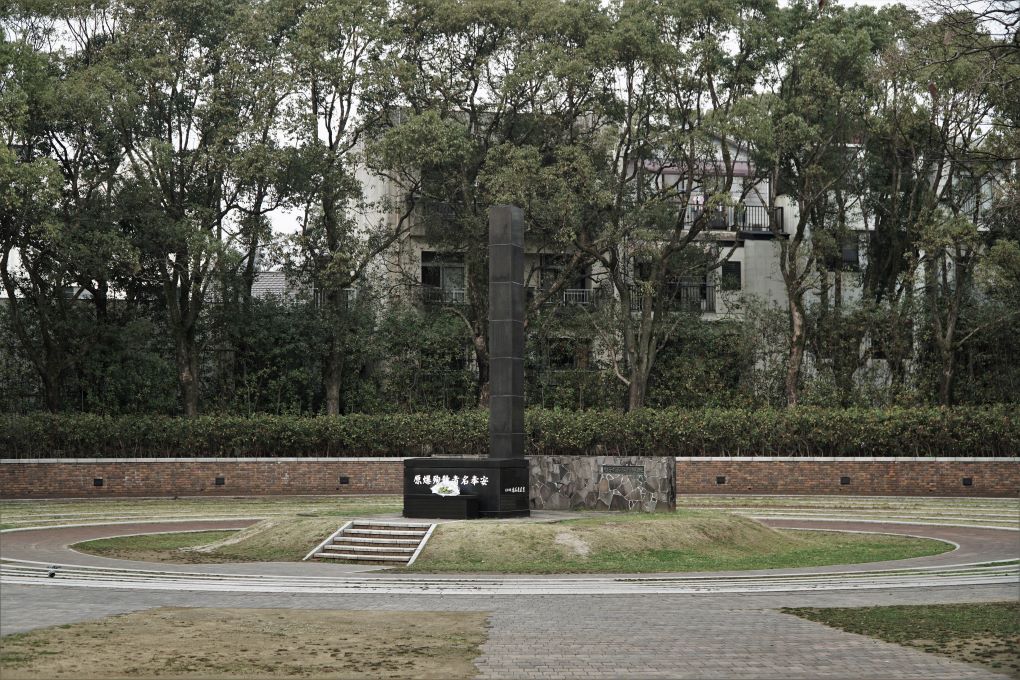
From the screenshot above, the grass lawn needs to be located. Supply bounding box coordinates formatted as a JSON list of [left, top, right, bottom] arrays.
[[678, 495, 1020, 529], [403, 511, 952, 573], [73, 510, 953, 572], [72, 530, 240, 562], [783, 602, 1020, 676], [0, 495, 402, 529], [73, 517, 354, 563], [0, 607, 488, 679]]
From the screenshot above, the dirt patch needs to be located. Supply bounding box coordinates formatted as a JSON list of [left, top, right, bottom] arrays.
[[0, 607, 489, 679], [554, 531, 591, 557], [907, 636, 1020, 676]]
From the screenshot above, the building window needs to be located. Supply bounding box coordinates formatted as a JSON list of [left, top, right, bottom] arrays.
[[841, 236, 860, 271], [539, 255, 587, 292], [721, 261, 742, 291], [421, 252, 465, 303]]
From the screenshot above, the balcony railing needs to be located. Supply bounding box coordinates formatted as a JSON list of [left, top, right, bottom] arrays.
[[561, 288, 591, 305], [630, 283, 716, 314], [414, 283, 714, 314], [419, 286, 466, 305], [312, 288, 357, 308], [681, 204, 782, 232], [527, 287, 596, 307]]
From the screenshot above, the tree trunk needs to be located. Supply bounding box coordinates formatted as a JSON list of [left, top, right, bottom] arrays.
[[786, 295, 806, 407], [938, 347, 955, 406], [474, 332, 489, 408], [627, 374, 647, 411], [325, 340, 343, 416], [620, 281, 656, 412], [42, 363, 63, 412], [175, 333, 199, 418]]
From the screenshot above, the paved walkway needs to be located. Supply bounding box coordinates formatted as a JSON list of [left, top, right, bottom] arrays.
[[1, 584, 1014, 678], [1, 511, 1018, 679]]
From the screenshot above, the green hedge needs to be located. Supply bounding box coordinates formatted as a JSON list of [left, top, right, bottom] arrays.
[[1, 407, 1016, 458]]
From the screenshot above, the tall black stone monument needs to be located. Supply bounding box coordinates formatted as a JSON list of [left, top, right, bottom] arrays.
[[403, 206, 531, 519], [488, 204, 526, 460]]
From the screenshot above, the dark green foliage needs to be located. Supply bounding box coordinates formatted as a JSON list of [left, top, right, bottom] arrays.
[[76, 315, 180, 415], [646, 321, 756, 408], [2, 407, 1014, 458], [527, 369, 623, 410], [376, 305, 476, 412]]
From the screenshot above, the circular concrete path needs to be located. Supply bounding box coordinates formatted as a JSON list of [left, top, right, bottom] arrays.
[[1, 516, 1016, 594]]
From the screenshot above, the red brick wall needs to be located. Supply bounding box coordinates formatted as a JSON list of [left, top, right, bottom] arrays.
[[676, 459, 1020, 497], [0, 459, 404, 499], [1, 457, 1017, 499]]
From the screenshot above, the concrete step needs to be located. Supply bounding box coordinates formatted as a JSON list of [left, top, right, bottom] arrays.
[[346, 528, 427, 537], [309, 521, 436, 565], [324, 544, 416, 553], [314, 553, 411, 562], [336, 536, 421, 545], [351, 521, 432, 529]]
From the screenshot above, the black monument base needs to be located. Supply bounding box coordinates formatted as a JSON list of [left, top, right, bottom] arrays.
[[403, 494, 479, 520], [403, 458, 530, 519]]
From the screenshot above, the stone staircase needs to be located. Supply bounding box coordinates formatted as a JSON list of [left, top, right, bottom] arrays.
[[304, 521, 436, 566]]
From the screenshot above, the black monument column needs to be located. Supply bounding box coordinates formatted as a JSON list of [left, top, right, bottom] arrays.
[[402, 205, 530, 519], [488, 205, 525, 460]]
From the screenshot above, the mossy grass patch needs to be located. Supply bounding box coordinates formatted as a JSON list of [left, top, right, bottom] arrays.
[[783, 602, 1020, 675]]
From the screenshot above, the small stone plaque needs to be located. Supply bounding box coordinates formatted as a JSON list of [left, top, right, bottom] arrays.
[[601, 465, 645, 475]]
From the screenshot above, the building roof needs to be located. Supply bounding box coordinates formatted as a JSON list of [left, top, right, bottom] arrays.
[[252, 271, 306, 301]]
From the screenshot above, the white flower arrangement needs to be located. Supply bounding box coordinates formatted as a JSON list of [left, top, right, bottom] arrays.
[[430, 480, 460, 496]]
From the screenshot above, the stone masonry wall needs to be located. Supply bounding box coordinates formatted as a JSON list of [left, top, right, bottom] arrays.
[[530, 456, 676, 511], [1, 457, 1017, 499]]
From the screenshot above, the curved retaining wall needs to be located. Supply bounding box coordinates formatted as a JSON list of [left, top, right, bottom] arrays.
[[1, 457, 1017, 499]]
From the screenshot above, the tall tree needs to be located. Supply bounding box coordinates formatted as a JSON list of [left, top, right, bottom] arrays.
[[1, 7, 121, 411], [367, 0, 612, 406], [283, 0, 409, 415], [111, 0, 249, 416], [747, 0, 891, 406], [862, 6, 1016, 403], [576, 0, 775, 409]]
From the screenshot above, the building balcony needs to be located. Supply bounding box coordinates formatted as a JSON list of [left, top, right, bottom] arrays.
[[681, 204, 782, 233], [413, 282, 715, 315], [629, 283, 716, 314]]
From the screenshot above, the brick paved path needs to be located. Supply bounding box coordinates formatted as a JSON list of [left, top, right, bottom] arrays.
[[2, 583, 1015, 678]]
